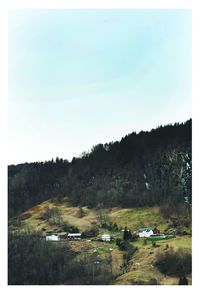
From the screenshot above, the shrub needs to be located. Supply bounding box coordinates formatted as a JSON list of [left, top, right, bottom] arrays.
[[179, 276, 189, 285], [116, 240, 137, 258], [143, 238, 147, 245], [83, 228, 99, 238], [76, 206, 85, 218], [152, 241, 160, 248], [152, 241, 156, 247], [59, 221, 79, 233], [116, 238, 122, 247], [41, 207, 62, 224], [154, 249, 191, 276], [149, 278, 158, 285]]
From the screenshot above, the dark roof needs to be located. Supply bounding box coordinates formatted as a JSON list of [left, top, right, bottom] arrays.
[[138, 227, 152, 232], [46, 233, 58, 236]]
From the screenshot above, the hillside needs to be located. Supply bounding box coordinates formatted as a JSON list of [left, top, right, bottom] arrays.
[[9, 197, 192, 285], [8, 119, 192, 217], [9, 197, 168, 233], [8, 119, 192, 285]]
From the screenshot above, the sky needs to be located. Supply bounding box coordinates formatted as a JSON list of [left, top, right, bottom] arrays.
[[8, 9, 192, 164]]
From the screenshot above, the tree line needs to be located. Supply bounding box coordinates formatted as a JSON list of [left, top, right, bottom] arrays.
[[8, 119, 192, 218]]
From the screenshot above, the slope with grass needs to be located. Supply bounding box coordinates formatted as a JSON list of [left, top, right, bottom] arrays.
[[9, 198, 169, 235], [9, 197, 192, 285], [114, 236, 191, 285]]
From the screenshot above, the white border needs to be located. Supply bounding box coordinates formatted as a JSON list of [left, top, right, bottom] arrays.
[[0, 1, 199, 293], [4, 0, 197, 9]]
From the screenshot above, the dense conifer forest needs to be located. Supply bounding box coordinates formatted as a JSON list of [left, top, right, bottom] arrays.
[[8, 119, 192, 218]]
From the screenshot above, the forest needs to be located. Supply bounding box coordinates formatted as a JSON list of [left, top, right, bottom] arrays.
[[8, 119, 192, 218], [8, 232, 115, 285]]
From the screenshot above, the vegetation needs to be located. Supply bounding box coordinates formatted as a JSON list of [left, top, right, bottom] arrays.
[[154, 249, 192, 276], [8, 120, 191, 217], [179, 276, 189, 285], [8, 232, 115, 285], [123, 226, 132, 241], [8, 119, 192, 285], [40, 206, 62, 225], [8, 200, 192, 285]]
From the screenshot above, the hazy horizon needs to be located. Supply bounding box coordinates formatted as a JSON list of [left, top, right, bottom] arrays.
[[8, 9, 192, 165]]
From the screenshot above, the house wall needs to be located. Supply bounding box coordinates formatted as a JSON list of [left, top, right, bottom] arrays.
[[139, 230, 154, 238], [101, 235, 111, 241], [67, 233, 82, 239], [46, 235, 59, 241], [102, 237, 110, 241]]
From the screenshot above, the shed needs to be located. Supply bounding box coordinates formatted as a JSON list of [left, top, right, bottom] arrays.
[[46, 233, 59, 241], [101, 234, 111, 242], [67, 233, 82, 240]]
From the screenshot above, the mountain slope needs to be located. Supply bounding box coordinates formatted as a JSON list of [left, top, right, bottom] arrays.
[[8, 119, 192, 217], [9, 197, 192, 285]]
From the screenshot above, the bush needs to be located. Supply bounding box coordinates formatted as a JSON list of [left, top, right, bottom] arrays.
[[149, 278, 158, 285], [116, 238, 122, 247], [116, 240, 137, 261], [103, 222, 119, 232], [82, 228, 99, 238], [143, 238, 147, 245], [154, 249, 191, 276], [76, 206, 85, 218], [41, 207, 62, 225], [179, 276, 189, 285], [116, 239, 136, 251], [59, 221, 79, 233], [152, 241, 160, 248]]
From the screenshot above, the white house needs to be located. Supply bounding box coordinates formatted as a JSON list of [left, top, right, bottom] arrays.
[[138, 228, 154, 238], [101, 234, 111, 242], [67, 233, 82, 240], [46, 233, 59, 241]]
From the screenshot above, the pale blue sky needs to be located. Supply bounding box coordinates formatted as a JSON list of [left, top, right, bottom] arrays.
[[8, 9, 192, 164]]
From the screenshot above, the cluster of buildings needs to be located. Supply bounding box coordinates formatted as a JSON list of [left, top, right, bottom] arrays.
[[45, 232, 111, 242], [45, 227, 160, 241], [46, 232, 82, 241]]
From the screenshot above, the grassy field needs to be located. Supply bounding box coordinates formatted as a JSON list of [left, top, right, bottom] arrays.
[[9, 198, 166, 234], [9, 197, 192, 285], [9, 197, 98, 232], [113, 234, 192, 285], [109, 206, 168, 232], [11, 199, 171, 234]]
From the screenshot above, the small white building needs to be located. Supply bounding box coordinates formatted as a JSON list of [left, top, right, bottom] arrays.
[[138, 228, 154, 238], [67, 233, 82, 240], [46, 233, 59, 241], [101, 234, 111, 242]]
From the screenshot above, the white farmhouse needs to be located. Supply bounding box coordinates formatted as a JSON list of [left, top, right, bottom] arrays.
[[101, 234, 111, 242], [46, 233, 59, 241], [138, 228, 154, 238]]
